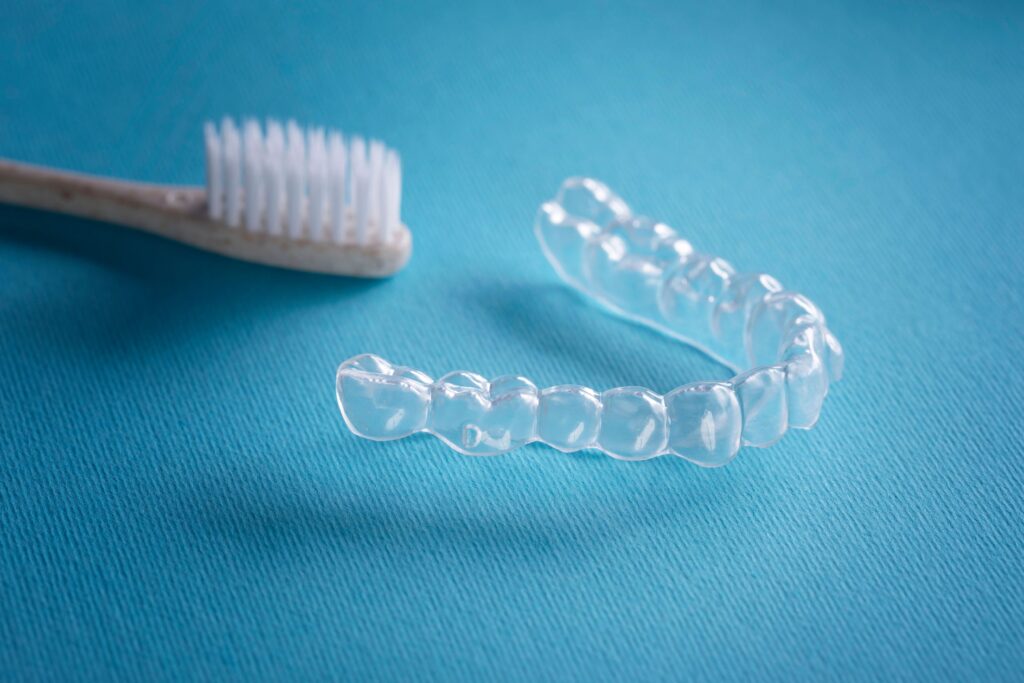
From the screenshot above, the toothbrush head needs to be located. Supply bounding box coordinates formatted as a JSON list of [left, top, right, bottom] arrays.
[[202, 117, 409, 277]]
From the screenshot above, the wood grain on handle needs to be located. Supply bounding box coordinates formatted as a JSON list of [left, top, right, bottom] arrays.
[[0, 158, 411, 277]]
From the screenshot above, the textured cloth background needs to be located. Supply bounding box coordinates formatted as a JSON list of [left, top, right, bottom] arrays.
[[1, 2, 1022, 680]]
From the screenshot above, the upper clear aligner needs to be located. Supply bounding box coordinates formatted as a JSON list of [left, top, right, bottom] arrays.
[[336, 177, 844, 467]]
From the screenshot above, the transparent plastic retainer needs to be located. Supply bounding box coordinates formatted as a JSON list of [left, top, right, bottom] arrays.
[[336, 178, 844, 466]]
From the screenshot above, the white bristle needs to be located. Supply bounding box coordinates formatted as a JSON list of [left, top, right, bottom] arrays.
[[265, 120, 285, 236], [351, 137, 369, 243], [390, 152, 402, 238], [383, 151, 401, 243], [285, 120, 305, 239], [378, 160, 391, 243], [242, 119, 264, 233], [367, 140, 386, 237], [202, 116, 403, 245], [327, 131, 346, 243], [354, 170, 370, 244], [204, 122, 223, 220], [307, 128, 328, 242], [221, 118, 242, 228], [349, 136, 366, 213]]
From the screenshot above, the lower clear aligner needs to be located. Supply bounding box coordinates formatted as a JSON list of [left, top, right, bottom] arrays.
[[336, 177, 844, 467]]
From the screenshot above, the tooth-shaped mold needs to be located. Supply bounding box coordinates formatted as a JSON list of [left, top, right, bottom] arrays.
[[535, 201, 603, 290], [555, 177, 631, 229], [659, 254, 737, 359], [579, 217, 691, 325], [711, 273, 783, 370], [781, 321, 829, 429], [652, 236, 696, 270], [664, 383, 742, 467], [746, 291, 824, 367], [429, 372, 538, 455], [583, 231, 665, 321], [784, 354, 827, 429], [486, 375, 540, 452], [537, 385, 602, 452], [598, 387, 668, 460], [428, 371, 491, 453], [336, 354, 433, 440], [535, 177, 631, 293], [336, 178, 842, 465], [733, 365, 788, 447], [607, 216, 677, 255], [823, 330, 845, 382]]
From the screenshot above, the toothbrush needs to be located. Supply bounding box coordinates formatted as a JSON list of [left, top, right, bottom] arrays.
[[0, 117, 410, 277]]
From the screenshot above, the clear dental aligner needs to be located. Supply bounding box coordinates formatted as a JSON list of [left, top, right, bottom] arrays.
[[336, 178, 844, 466]]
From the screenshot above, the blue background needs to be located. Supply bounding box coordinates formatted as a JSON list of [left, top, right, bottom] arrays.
[[2, 1, 1022, 680]]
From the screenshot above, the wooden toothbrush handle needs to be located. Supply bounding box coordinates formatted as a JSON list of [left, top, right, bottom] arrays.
[[0, 157, 207, 233]]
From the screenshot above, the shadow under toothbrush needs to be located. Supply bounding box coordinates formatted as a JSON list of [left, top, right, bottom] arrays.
[[0, 204, 386, 359]]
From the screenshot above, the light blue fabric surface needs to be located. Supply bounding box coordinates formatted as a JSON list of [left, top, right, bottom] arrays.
[[2, 2, 1022, 680]]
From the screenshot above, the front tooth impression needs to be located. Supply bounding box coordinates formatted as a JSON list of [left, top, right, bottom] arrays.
[[784, 354, 827, 429], [336, 354, 433, 440], [537, 385, 602, 452], [664, 382, 742, 467], [598, 387, 669, 460], [733, 365, 788, 447], [781, 322, 829, 429], [429, 372, 538, 455]]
